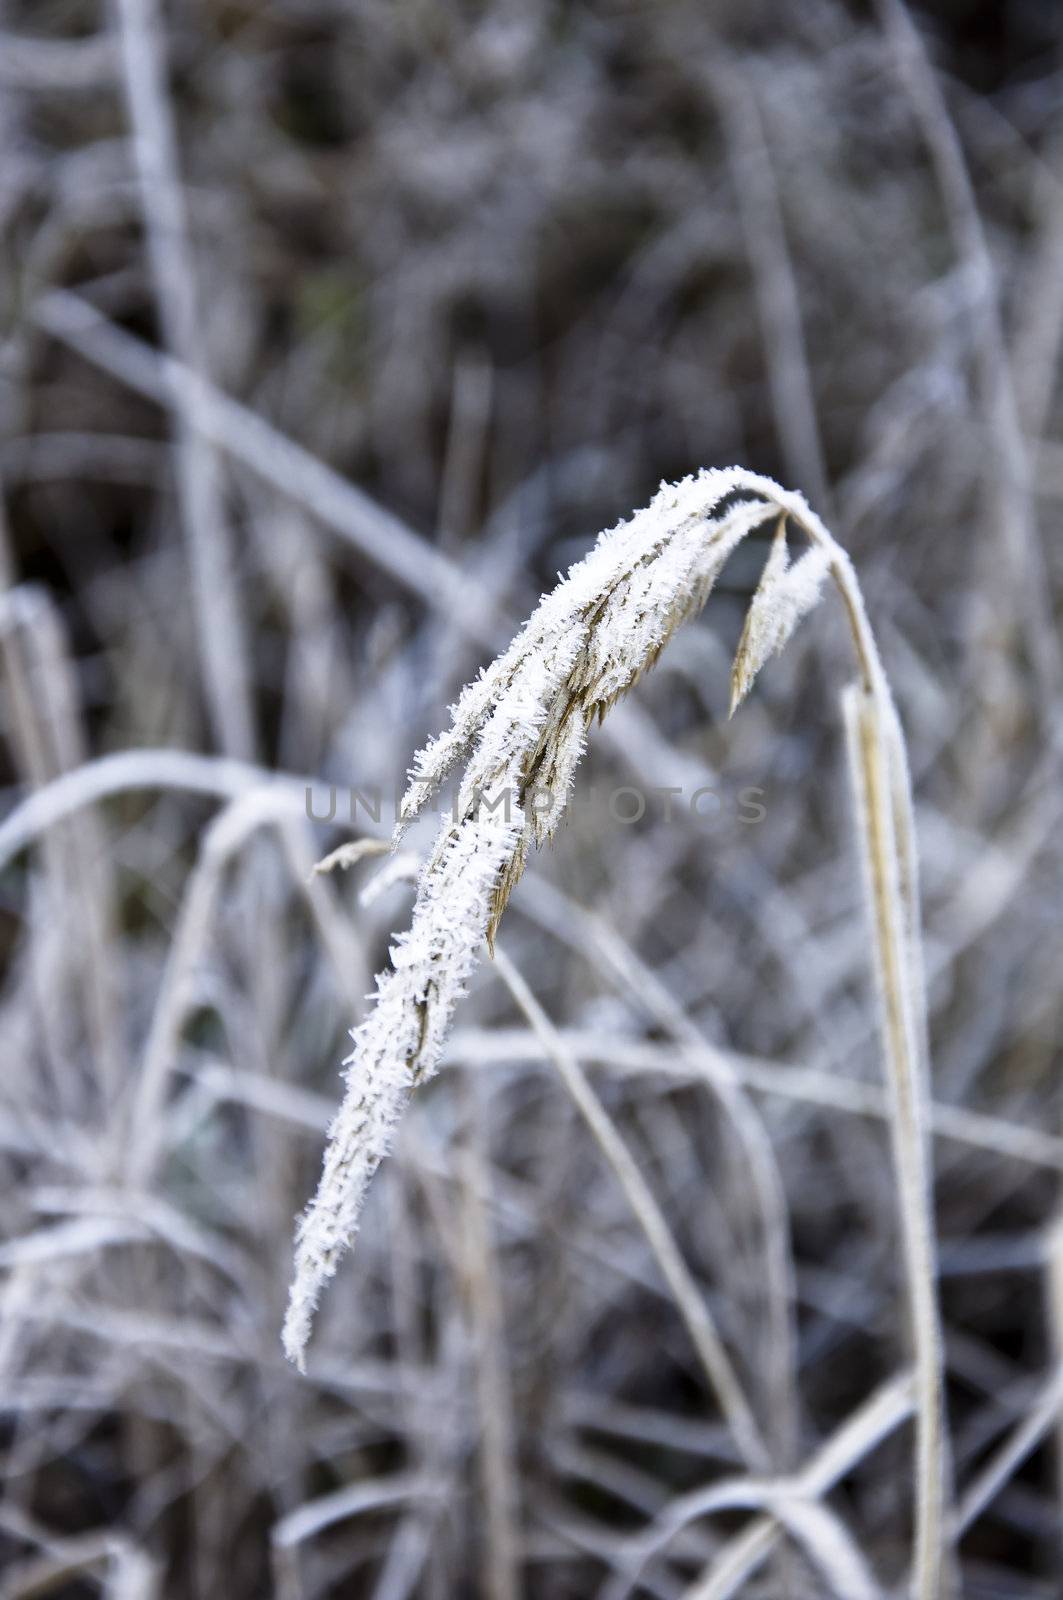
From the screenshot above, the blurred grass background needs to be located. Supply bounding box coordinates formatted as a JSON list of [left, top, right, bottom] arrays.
[[1, 1, 1062, 1596]]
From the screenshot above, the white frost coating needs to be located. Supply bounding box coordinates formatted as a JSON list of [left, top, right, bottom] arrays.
[[283, 807, 523, 1367], [397, 466, 754, 830], [284, 468, 833, 1368], [731, 531, 832, 714]]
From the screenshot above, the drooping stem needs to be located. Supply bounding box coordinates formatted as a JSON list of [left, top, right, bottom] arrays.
[[728, 473, 948, 1592], [282, 470, 950, 1590], [842, 679, 948, 1599]]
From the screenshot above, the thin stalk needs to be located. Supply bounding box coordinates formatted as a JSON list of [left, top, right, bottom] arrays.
[[745, 476, 950, 1595], [843, 686, 947, 1599], [493, 946, 769, 1475]]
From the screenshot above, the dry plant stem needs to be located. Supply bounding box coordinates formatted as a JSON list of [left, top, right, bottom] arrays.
[[844, 687, 946, 1599], [282, 469, 946, 1590], [0, 591, 123, 1110], [0, 1504, 158, 1600], [457, 1081, 521, 1600], [604, 1475, 880, 1600], [953, 1361, 1063, 1536], [708, 65, 831, 516], [32, 291, 498, 646], [437, 347, 494, 554], [874, 0, 1060, 705], [779, 489, 949, 1595], [270, 1472, 432, 1562], [115, 0, 255, 759], [521, 882, 796, 1466], [446, 1027, 1063, 1172], [127, 790, 368, 1188], [493, 946, 768, 1474], [0, 748, 312, 871], [151, 1016, 1063, 1182], [379, 1164, 456, 1600], [685, 1372, 915, 1600], [737, 505, 947, 1600]]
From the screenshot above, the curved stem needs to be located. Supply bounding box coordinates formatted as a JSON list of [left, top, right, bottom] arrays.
[[493, 946, 770, 1474], [843, 686, 947, 1598], [822, 533, 949, 1599], [723, 471, 948, 1592]]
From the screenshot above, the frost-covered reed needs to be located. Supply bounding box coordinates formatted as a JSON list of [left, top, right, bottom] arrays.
[[284, 466, 947, 1595]]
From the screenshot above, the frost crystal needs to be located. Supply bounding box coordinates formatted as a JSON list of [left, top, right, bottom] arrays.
[[284, 468, 832, 1367]]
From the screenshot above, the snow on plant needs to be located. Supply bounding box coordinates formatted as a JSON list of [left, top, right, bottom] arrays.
[[284, 464, 946, 1598]]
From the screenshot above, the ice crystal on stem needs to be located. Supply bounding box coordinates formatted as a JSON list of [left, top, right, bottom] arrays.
[[285, 469, 860, 1370]]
